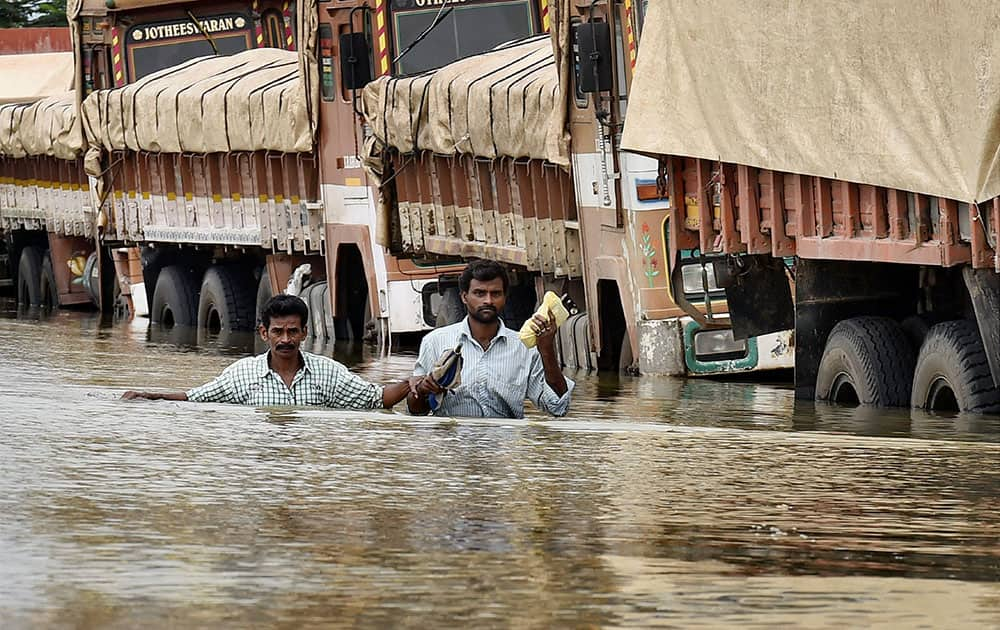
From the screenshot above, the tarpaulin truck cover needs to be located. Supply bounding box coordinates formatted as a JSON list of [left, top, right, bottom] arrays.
[[0, 52, 80, 159], [362, 35, 569, 166], [621, 0, 1000, 204], [0, 94, 81, 159], [81, 47, 312, 158]]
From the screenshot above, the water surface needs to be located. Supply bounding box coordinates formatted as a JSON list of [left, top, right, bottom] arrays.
[[1, 310, 997, 628]]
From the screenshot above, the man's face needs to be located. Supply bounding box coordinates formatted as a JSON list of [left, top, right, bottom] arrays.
[[462, 277, 506, 324], [259, 314, 307, 360]]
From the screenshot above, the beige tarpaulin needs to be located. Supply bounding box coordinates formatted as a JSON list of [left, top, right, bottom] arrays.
[[81, 48, 312, 165], [0, 93, 82, 159], [621, 0, 1000, 204], [296, 0, 319, 143], [547, 0, 573, 169], [0, 52, 74, 104], [362, 35, 569, 166]]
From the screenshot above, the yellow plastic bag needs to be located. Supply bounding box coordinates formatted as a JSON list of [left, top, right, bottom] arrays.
[[519, 291, 570, 348]]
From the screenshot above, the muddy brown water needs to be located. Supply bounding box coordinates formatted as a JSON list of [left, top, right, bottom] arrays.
[[1, 307, 998, 628]]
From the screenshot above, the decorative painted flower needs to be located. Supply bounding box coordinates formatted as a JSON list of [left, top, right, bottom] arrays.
[[638, 223, 660, 288]]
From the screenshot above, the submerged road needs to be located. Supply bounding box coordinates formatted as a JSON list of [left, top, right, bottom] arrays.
[[1, 308, 998, 628]]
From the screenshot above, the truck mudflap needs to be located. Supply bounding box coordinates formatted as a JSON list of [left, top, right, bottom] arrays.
[[712, 254, 794, 341], [963, 267, 1000, 388]]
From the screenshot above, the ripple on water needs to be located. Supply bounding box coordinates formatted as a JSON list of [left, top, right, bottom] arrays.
[[0, 310, 998, 628]]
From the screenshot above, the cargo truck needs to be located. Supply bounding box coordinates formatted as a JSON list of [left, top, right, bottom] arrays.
[[355, 0, 795, 375], [2, 0, 798, 381], [7, 0, 557, 345], [0, 30, 90, 312], [617, 1, 999, 413]]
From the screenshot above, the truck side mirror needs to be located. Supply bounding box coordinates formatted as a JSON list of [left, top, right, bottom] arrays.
[[339, 33, 373, 90], [574, 21, 613, 93]]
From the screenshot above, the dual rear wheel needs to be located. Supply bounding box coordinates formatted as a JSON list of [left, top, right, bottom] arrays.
[[151, 264, 257, 343], [910, 320, 1000, 415], [197, 266, 257, 338], [816, 316, 1000, 414], [151, 264, 359, 346], [17, 246, 59, 310]]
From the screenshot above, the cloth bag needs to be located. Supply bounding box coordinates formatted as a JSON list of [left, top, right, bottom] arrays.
[[519, 292, 570, 348], [428, 344, 463, 410]]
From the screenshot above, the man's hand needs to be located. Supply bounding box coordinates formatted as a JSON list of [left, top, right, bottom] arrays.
[[409, 374, 444, 397], [406, 374, 443, 415], [407, 376, 421, 397], [530, 310, 558, 349], [530, 311, 567, 396]]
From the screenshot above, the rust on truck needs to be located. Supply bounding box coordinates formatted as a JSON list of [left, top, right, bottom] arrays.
[[388, 153, 581, 276], [663, 157, 997, 273], [0, 28, 71, 54]]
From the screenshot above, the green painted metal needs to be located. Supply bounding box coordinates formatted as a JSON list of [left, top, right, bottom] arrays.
[[683, 320, 759, 374]]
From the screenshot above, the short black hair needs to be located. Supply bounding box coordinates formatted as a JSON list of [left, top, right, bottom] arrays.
[[260, 294, 309, 329], [459, 259, 509, 293]]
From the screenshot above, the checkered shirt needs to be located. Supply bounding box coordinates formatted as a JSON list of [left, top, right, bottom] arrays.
[[413, 317, 574, 418], [186, 351, 384, 409]]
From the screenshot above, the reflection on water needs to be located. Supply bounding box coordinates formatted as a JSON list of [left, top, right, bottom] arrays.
[[0, 307, 998, 628]]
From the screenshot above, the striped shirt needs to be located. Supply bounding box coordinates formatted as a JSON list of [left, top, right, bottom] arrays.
[[413, 317, 574, 418], [186, 351, 384, 409]]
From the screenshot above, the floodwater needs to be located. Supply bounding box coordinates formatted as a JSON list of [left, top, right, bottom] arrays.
[[1, 307, 998, 629]]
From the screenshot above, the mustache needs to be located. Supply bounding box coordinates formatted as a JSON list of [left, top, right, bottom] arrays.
[[477, 306, 497, 312], [275, 343, 296, 351]]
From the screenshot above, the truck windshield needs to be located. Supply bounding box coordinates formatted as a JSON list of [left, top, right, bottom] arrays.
[[391, 0, 538, 75], [124, 12, 255, 81]]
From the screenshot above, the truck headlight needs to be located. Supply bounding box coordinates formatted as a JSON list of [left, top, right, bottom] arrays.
[[693, 328, 747, 361]]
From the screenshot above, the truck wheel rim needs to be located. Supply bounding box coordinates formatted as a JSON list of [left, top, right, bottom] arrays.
[[925, 376, 959, 412], [830, 372, 859, 405]]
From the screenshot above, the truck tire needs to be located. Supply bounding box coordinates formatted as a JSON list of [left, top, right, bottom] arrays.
[[256, 267, 272, 327], [619, 330, 635, 373], [151, 265, 199, 328], [17, 246, 43, 307], [361, 298, 376, 343], [308, 281, 329, 340], [557, 312, 592, 370], [82, 251, 100, 305], [112, 279, 130, 320], [322, 282, 335, 341], [197, 265, 256, 334], [815, 316, 915, 407], [435, 286, 465, 327], [911, 320, 1000, 414], [40, 255, 59, 310], [296, 282, 314, 334], [573, 313, 593, 370]]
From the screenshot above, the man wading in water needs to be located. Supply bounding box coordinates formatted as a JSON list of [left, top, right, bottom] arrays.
[[121, 294, 412, 409], [407, 260, 574, 418]]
